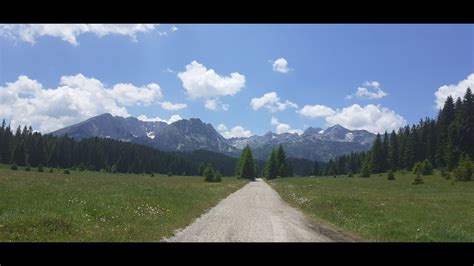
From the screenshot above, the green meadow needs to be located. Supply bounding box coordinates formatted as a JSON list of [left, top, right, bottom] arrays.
[[270, 172, 474, 242], [0, 164, 247, 241]]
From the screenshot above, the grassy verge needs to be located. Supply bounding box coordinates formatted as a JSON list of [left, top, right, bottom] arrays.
[[0, 164, 247, 241], [269, 172, 474, 242]]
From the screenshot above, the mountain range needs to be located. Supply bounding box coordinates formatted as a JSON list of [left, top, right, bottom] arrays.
[[50, 113, 375, 161]]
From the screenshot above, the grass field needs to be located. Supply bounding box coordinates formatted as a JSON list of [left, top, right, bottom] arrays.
[[270, 172, 474, 242], [0, 164, 247, 241]]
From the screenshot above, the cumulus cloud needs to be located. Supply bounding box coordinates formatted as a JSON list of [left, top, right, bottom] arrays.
[[346, 81, 387, 100], [270, 117, 303, 135], [298, 104, 335, 118], [160, 101, 187, 111], [204, 99, 218, 110], [325, 104, 406, 133], [434, 73, 474, 109], [177, 61, 246, 99], [217, 123, 253, 139], [272, 58, 291, 73], [0, 74, 166, 133], [0, 24, 157, 46], [221, 104, 229, 111], [170, 25, 179, 32], [137, 114, 182, 124], [108, 83, 162, 106], [250, 92, 298, 112]]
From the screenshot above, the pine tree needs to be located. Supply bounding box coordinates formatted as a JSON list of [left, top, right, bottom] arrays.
[[360, 159, 371, 177], [382, 131, 390, 171], [313, 161, 320, 176], [275, 145, 288, 177], [389, 130, 399, 170], [370, 134, 385, 173], [10, 140, 26, 166], [265, 149, 278, 180], [240, 145, 256, 180], [204, 163, 216, 182]]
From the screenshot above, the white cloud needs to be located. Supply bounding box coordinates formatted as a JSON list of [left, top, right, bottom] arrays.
[[270, 117, 303, 135], [160, 101, 187, 111], [250, 91, 298, 112], [346, 81, 387, 100], [108, 83, 162, 106], [177, 61, 246, 99], [204, 99, 218, 110], [434, 73, 474, 109], [170, 26, 179, 32], [272, 58, 291, 73], [0, 24, 157, 46], [221, 104, 229, 111], [298, 104, 335, 118], [325, 104, 406, 134], [217, 124, 228, 132], [137, 114, 182, 124], [217, 123, 253, 139], [0, 74, 168, 133]]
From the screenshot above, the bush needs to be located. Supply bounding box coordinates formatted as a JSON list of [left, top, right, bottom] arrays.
[[63, 169, 70, 174], [214, 171, 222, 182], [387, 170, 395, 180], [10, 163, 18, 170], [167, 171, 173, 177], [49, 168, 54, 173], [412, 162, 423, 175], [347, 171, 354, 177], [412, 173, 424, 185], [78, 163, 85, 172], [204, 164, 221, 182], [454, 154, 473, 182], [25, 165, 31, 171], [37, 163, 44, 172], [445, 172, 452, 180], [150, 173, 155, 177], [421, 159, 433, 175], [440, 167, 447, 178], [360, 160, 371, 178]]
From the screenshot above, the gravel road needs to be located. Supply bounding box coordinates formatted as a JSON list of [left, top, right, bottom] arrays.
[[165, 178, 348, 242]]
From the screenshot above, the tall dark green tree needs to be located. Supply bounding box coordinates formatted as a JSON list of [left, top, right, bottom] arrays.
[[238, 145, 256, 180], [275, 145, 288, 177], [388, 130, 399, 170], [370, 134, 385, 173], [265, 149, 278, 180]]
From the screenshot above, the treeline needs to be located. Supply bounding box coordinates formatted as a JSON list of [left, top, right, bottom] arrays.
[[0, 123, 199, 175], [326, 87, 474, 176]]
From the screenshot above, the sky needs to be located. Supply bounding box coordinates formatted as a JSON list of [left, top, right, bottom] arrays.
[[0, 24, 473, 137]]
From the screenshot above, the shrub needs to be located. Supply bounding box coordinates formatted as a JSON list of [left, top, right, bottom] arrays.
[[63, 169, 70, 174], [167, 171, 173, 177], [445, 172, 452, 180], [37, 163, 44, 172], [421, 159, 433, 175], [440, 167, 447, 178], [10, 163, 18, 170], [204, 164, 221, 182], [150, 173, 155, 177], [347, 171, 354, 177], [214, 171, 222, 182], [49, 168, 54, 173], [78, 164, 85, 172], [412, 173, 424, 185], [412, 162, 423, 175], [454, 154, 473, 182], [111, 164, 117, 174], [360, 160, 371, 178], [25, 165, 31, 171], [387, 170, 395, 180]]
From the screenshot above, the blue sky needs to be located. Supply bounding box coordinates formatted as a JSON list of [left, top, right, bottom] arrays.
[[1, 24, 473, 136]]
